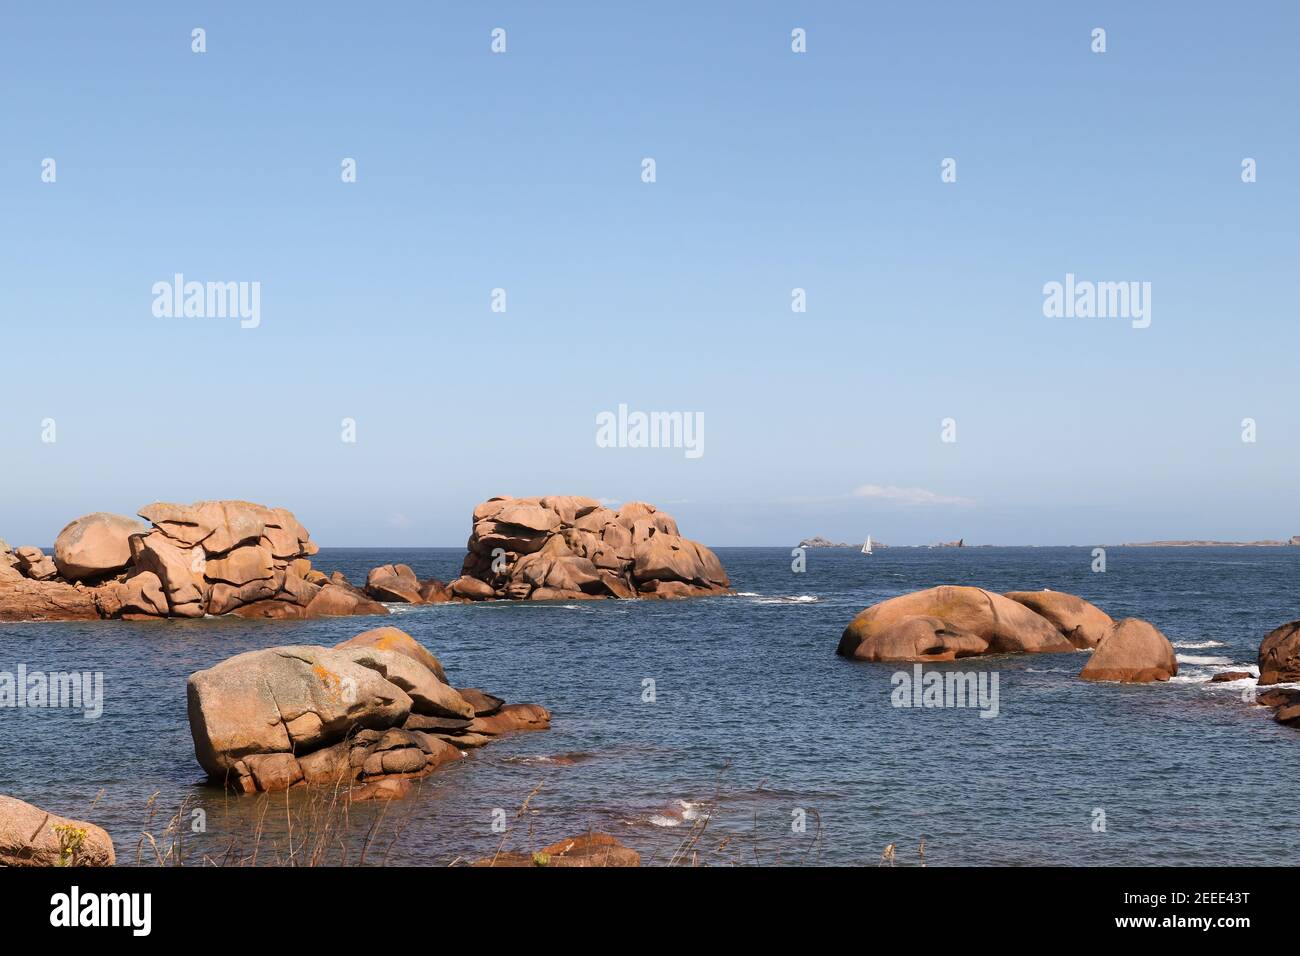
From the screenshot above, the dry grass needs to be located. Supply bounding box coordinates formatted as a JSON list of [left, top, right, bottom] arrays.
[[126, 768, 925, 868], [133, 775, 422, 867]]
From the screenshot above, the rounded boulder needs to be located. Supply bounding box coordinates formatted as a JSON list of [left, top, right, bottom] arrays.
[[53, 513, 145, 581]]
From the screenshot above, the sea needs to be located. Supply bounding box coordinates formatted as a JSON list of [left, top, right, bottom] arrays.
[[2, 545, 1296, 866]]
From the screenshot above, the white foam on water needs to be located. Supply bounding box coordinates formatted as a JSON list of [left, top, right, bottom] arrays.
[[755, 595, 820, 605], [1174, 640, 1228, 649], [1173, 662, 1259, 687], [1176, 654, 1233, 665], [647, 799, 706, 828], [680, 800, 705, 822]]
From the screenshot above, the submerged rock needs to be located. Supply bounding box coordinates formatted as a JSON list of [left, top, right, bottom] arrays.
[[1210, 671, 1252, 683]]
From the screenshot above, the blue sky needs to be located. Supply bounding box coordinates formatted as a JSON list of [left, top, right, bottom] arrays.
[[2, 2, 1297, 546]]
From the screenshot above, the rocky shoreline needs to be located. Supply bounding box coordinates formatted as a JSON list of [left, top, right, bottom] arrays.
[[5, 524, 1300, 868], [0, 495, 731, 623]]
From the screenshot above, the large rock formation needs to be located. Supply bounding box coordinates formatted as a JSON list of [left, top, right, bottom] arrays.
[[837, 587, 1180, 684], [187, 626, 549, 793], [837, 586, 1075, 661], [1258, 621, 1300, 685], [0, 501, 389, 622], [1, 496, 729, 619], [1004, 589, 1114, 649], [448, 496, 730, 602], [1079, 618, 1179, 683], [0, 794, 115, 867]]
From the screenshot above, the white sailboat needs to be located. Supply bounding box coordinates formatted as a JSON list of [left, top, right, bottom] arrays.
[[861, 535, 873, 555]]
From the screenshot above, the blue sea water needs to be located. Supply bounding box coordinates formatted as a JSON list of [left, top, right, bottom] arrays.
[[1, 545, 1296, 866]]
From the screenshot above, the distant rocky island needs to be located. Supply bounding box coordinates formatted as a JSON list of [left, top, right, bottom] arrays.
[[1119, 537, 1300, 547], [798, 536, 968, 549], [798, 536, 863, 549]]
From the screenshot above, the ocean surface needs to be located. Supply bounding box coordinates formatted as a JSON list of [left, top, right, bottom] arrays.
[[2, 546, 1297, 866]]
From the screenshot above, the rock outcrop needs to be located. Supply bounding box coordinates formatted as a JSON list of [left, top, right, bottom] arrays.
[[14, 546, 58, 581], [0, 577, 102, 621], [187, 626, 549, 793], [1079, 618, 1179, 683], [1258, 621, 1300, 685], [0, 794, 115, 867], [835, 586, 1171, 673], [1210, 670, 1252, 683], [355, 563, 460, 607], [0, 501, 389, 622], [475, 833, 640, 867], [837, 586, 1075, 661], [449, 496, 730, 602], [366, 564, 424, 603], [1004, 589, 1114, 649], [53, 513, 146, 581], [1256, 688, 1300, 728], [2, 495, 728, 619]]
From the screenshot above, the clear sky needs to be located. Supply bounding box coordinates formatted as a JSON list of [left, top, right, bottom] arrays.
[[2, 2, 1297, 547]]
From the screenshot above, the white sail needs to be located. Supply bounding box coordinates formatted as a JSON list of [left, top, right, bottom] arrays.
[[862, 535, 873, 554]]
